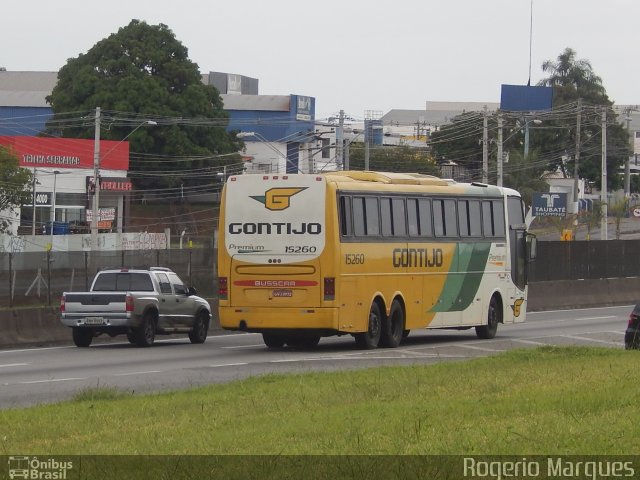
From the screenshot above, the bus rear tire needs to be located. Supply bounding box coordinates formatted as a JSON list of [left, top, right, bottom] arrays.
[[262, 333, 286, 349], [380, 300, 404, 348], [476, 296, 500, 339], [355, 302, 382, 349]]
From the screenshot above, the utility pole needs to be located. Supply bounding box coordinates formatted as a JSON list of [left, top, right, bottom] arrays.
[[573, 99, 582, 214], [497, 112, 503, 187], [364, 135, 370, 171], [624, 106, 635, 196], [31, 168, 37, 235], [601, 107, 608, 240], [91, 107, 101, 249], [336, 109, 344, 170], [482, 105, 488, 183]]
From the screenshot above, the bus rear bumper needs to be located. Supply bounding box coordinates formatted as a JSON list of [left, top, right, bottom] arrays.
[[219, 306, 340, 333]]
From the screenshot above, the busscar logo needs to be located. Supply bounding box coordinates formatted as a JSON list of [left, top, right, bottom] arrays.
[[511, 298, 525, 317], [250, 187, 307, 211]]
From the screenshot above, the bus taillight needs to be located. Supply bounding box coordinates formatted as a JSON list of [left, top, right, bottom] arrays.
[[219, 277, 228, 300], [324, 277, 335, 301]]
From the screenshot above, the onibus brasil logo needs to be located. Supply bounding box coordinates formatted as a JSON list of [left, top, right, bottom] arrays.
[[250, 187, 307, 211], [8, 456, 73, 479]]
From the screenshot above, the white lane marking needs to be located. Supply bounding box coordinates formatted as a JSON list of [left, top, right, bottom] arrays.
[[512, 339, 548, 346], [528, 305, 635, 315], [0, 363, 29, 368], [577, 316, 617, 321], [113, 370, 162, 377], [0, 346, 72, 354], [561, 335, 622, 347], [208, 362, 248, 368], [19, 377, 86, 384], [453, 344, 505, 353]]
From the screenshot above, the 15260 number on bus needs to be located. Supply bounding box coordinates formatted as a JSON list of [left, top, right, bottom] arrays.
[[285, 245, 317, 253], [345, 253, 365, 265]]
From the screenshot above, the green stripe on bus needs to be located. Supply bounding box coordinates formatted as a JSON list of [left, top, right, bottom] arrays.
[[429, 243, 491, 312]]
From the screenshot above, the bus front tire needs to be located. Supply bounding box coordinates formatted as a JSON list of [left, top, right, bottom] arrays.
[[355, 302, 383, 349], [476, 296, 500, 339], [262, 333, 286, 348], [380, 300, 404, 348]]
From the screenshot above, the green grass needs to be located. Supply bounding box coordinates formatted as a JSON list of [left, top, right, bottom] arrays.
[[1, 346, 638, 455]]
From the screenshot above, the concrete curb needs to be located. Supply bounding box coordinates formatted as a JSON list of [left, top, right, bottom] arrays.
[[1, 282, 636, 348]]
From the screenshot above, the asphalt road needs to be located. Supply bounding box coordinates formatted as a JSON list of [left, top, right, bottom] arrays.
[[0, 305, 631, 409]]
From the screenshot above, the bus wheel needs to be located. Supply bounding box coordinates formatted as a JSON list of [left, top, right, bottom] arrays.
[[476, 296, 500, 339], [286, 336, 321, 349], [262, 333, 286, 349], [381, 300, 404, 348], [355, 302, 382, 349]]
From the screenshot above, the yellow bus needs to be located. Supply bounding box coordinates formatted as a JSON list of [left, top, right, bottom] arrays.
[[217, 171, 536, 349]]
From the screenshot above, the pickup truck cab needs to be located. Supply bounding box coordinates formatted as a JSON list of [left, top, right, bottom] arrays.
[[60, 267, 211, 347]]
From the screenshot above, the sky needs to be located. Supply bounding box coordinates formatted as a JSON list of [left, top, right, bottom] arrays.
[[3, 0, 639, 121]]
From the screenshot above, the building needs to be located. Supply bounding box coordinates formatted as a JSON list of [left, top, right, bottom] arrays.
[[0, 69, 321, 241]]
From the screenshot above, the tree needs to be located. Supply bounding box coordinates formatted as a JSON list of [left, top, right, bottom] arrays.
[[501, 151, 549, 207], [0, 146, 33, 234], [536, 48, 630, 190], [46, 20, 243, 190], [345, 144, 440, 175]]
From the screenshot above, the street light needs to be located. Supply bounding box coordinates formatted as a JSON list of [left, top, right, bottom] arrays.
[[91, 109, 157, 247], [523, 117, 542, 158]]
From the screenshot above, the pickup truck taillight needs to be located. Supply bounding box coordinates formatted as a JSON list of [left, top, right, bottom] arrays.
[[219, 277, 228, 300], [125, 294, 134, 312], [60, 294, 66, 312]]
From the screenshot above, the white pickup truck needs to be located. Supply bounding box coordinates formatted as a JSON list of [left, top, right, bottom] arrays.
[[60, 267, 211, 347]]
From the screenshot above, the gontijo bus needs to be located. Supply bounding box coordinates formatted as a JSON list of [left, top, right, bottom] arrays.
[[217, 171, 537, 349]]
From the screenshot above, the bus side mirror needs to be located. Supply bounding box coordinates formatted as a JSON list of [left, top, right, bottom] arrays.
[[526, 234, 537, 262]]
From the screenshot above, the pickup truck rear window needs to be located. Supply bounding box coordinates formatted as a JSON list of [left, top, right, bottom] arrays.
[[92, 273, 154, 292]]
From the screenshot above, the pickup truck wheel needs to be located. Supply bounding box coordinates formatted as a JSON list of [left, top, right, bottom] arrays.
[[72, 328, 93, 347], [188, 311, 209, 344], [135, 312, 156, 347]]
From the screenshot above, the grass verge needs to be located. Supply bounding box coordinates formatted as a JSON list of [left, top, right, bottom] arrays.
[[0, 346, 638, 455]]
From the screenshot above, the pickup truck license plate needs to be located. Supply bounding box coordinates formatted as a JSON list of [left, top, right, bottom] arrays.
[[84, 317, 105, 325]]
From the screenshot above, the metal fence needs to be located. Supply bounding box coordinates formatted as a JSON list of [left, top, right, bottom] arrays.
[[3, 240, 639, 307], [1, 248, 217, 308], [529, 240, 640, 281]]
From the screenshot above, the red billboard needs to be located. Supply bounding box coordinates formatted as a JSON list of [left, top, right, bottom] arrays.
[[0, 136, 129, 170]]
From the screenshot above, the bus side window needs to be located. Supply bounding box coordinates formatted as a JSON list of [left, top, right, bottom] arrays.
[[407, 198, 419, 236], [468, 200, 482, 237], [418, 198, 433, 237], [493, 201, 506, 237], [353, 197, 366, 236], [458, 200, 470, 237], [365, 197, 380, 236], [433, 199, 445, 237], [339, 196, 352, 237], [380, 197, 393, 236], [443, 199, 458, 237], [392, 197, 406, 237]]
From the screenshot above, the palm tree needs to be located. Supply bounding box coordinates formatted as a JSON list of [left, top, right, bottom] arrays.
[[538, 48, 609, 102]]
